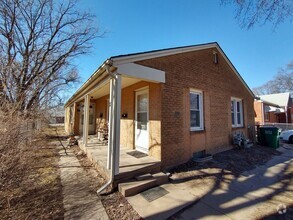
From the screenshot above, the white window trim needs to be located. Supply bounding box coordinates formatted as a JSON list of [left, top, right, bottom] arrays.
[[190, 89, 204, 131], [231, 97, 243, 128]]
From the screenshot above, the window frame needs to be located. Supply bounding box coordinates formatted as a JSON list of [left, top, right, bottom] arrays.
[[190, 89, 204, 131], [231, 97, 243, 128]]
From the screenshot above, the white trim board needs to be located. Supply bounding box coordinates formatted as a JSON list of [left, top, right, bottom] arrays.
[[116, 63, 165, 83]]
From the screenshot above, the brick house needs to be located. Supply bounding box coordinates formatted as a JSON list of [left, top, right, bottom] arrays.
[[254, 92, 293, 124], [64, 42, 255, 175]]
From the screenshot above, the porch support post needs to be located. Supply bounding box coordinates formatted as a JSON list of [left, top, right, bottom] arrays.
[[83, 94, 90, 147], [73, 102, 77, 135], [107, 73, 121, 175], [113, 74, 121, 175], [107, 78, 114, 169]]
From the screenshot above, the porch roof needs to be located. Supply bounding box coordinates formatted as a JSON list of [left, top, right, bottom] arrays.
[[259, 92, 291, 108], [64, 60, 165, 107]]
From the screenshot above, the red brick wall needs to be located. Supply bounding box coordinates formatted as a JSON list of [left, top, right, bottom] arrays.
[[288, 107, 293, 123], [137, 48, 255, 168], [277, 113, 287, 123], [88, 81, 162, 160]]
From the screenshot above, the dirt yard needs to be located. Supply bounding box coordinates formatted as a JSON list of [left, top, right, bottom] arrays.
[[1, 125, 142, 220], [170, 144, 282, 177], [0, 126, 65, 219]]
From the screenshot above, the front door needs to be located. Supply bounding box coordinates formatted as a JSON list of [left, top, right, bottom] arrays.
[[79, 102, 96, 135], [135, 89, 149, 153]]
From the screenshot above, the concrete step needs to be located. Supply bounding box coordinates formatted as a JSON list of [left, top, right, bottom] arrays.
[[135, 173, 152, 181], [119, 178, 158, 197], [153, 172, 169, 185], [119, 172, 170, 197], [114, 161, 161, 183]]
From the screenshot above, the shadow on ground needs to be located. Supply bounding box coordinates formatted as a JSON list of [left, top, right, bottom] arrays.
[[157, 144, 293, 219]]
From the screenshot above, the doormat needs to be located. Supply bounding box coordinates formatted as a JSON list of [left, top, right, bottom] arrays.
[[140, 186, 169, 202], [127, 150, 148, 158]]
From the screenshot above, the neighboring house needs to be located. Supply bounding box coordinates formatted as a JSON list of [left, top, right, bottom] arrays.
[[254, 92, 293, 124], [64, 42, 255, 170], [49, 106, 65, 124]]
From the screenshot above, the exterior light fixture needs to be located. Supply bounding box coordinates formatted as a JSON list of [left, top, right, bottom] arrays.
[[213, 51, 218, 64]]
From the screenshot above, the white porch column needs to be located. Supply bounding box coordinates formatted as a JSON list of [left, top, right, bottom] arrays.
[[83, 94, 90, 147], [107, 78, 115, 169], [106, 73, 121, 175], [113, 74, 121, 175]]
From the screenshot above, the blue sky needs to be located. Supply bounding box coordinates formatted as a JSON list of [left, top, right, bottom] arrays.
[[74, 0, 293, 90]]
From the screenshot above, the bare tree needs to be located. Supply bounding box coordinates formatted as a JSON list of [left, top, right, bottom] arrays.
[[252, 61, 293, 95], [0, 0, 98, 112], [222, 0, 293, 29]]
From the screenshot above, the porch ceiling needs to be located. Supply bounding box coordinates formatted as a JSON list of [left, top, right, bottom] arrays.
[[90, 76, 141, 99]]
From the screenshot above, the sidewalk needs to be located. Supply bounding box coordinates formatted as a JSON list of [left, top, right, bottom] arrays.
[[58, 144, 109, 220]]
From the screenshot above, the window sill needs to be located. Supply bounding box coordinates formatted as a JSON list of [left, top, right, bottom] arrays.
[[232, 125, 244, 129], [190, 128, 204, 132]]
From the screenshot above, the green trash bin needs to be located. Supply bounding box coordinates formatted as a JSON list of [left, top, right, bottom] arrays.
[[259, 127, 280, 148], [258, 127, 266, 145]]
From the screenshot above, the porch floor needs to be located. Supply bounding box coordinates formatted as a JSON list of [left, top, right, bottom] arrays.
[[78, 136, 161, 182]]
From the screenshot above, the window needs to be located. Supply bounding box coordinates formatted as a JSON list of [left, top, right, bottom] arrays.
[[190, 90, 204, 131], [231, 98, 243, 127]]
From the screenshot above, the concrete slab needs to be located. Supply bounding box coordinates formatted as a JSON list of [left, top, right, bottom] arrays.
[[58, 145, 109, 220], [200, 188, 252, 215], [175, 200, 232, 220], [79, 138, 161, 181], [127, 182, 197, 220], [227, 158, 292, 200], [174, 190, 284, 220]]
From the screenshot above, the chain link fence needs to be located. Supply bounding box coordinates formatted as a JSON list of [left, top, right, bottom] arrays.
[[263, 123, 293, 132]]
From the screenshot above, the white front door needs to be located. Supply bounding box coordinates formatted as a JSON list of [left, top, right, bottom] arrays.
[[79, 102, 96, 135], [135, 89, 149, 153]]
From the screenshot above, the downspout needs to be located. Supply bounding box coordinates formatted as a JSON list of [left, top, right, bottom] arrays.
[[97, 62, 117, 194], [261, 101, 264, 125], [106, 62, 114, 170]]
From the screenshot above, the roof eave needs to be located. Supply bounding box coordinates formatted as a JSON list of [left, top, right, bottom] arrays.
[[64, 59, 112, 107], [65, 42, 255, 107]]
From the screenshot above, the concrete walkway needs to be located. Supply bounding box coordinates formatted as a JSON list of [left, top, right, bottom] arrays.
[[126, 144, 293, 219], [58, 144, 108, 220]]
